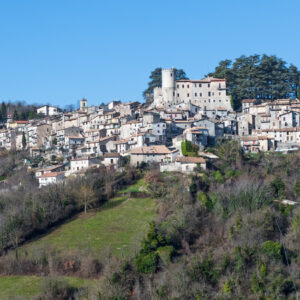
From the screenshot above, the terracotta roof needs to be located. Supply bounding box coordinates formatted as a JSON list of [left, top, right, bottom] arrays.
[[130, 145, 171, 155], [8, 120, 29, 124], [38, 171, 65, 178], [242, 99, 256, 103], [176, 156, 206, 164]]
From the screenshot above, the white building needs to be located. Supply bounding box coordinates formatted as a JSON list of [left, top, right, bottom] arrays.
[[37, 105, 60, 116], [129, 145, 178, 167], [102, 152, 120, 168], [69, 157, 100, 173], [38, 171, 65, 188], [160, 156, 207, 173]]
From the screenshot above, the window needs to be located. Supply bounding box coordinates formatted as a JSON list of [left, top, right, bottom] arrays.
[[177, 93, 179, 97], [219, 92, 221, 96], [199, 83, 202, 87], [212, 92, 214, 96], [195, 93, 197, 96], [208, 84, 210, 88], [187, 85, 189, 88], [177, 84, 179, 88], [170, 73, 173, 77], [219, 83, 221, 88], [187, 93, 190, 97], [182, 84, 184, 88], [208, 92, 211, 97], [200, 93, 202, 97]]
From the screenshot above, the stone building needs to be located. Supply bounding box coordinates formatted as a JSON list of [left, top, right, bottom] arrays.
[[153, 68, 232, 111]]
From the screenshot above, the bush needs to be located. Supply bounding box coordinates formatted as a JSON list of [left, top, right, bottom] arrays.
[[134, 252, 158, 273], [270, 177, 285, 198], [212, 170, 224, 183], [261, 240, 283, 260], [198, 192, 214, 211], [181, 140, 199, 157], [38, 277, 82, 300], [222, 278, 235, 294], [190, 257, 218, 285], [157, 245, 174, 265]]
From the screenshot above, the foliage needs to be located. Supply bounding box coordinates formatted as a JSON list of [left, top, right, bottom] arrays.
[[270, 176, 285, 198], [135, 221, 174, 273], [208, 54, 300, 109], [190, 257, 219, 285], [212, 170, 224, 183], [181, 140, 199, 156], [261, 240, 283, 260], [134, 252, 158, 273]]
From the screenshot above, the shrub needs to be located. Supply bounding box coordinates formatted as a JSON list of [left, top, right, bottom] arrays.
[[270, 177, 285, 198], [134, 252, 158, 273], [261, 240, 283, 260], [157, 245, 174, 265], [181, 140, 199, 157], [190, 257, 218, 285], [222, 278, 235, 294], [212, 170, 224, 183], [198, 192, 214, 211]]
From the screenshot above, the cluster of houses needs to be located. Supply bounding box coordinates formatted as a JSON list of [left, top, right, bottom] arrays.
[[0, 68, 299, 187], [239, 98, 300, 152]]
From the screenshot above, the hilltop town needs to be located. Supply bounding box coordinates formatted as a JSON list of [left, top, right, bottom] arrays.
[[1, 68, 300, 187]]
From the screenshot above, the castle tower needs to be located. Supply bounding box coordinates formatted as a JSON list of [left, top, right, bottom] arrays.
[[80, 98, 87, 112], [162, 68, 176, 106]]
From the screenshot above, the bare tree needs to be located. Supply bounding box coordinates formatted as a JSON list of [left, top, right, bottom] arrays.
[[78, 184, 95, 214]]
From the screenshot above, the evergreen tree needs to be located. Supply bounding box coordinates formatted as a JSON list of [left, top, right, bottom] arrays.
[[208, 54, 300, 110], [1, 102, 7, 120], [22, 132, 26, 149], [13, 109, 19, 121]]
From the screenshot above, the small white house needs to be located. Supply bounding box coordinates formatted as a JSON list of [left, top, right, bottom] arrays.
[[102, 152, 120, 168], [37, 105, 60, 116], [38, 171, 65, 188], [129, 145, 176, 167], [69, 157, 100, 173], [160, 156, 206, 173]]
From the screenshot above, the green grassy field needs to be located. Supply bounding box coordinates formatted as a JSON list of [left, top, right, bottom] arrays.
[[24, 179, 156, 257], [0, 276, 91, 300]]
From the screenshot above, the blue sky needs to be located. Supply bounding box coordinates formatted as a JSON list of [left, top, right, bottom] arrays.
[[0, 0, 299, 107]]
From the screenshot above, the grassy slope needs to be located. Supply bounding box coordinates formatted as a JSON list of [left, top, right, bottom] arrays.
[[24, 179, 156, 257], [0, 276, 91, 300]]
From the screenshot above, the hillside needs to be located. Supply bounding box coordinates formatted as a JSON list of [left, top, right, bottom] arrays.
[[0, 144, 299, 299], [0, 276, 92, 300], [23, 179, 156, 257]]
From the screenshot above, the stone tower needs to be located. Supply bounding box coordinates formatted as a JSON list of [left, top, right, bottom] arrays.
[[80, 98, 87, 112], [161, 68, 176, 106]]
